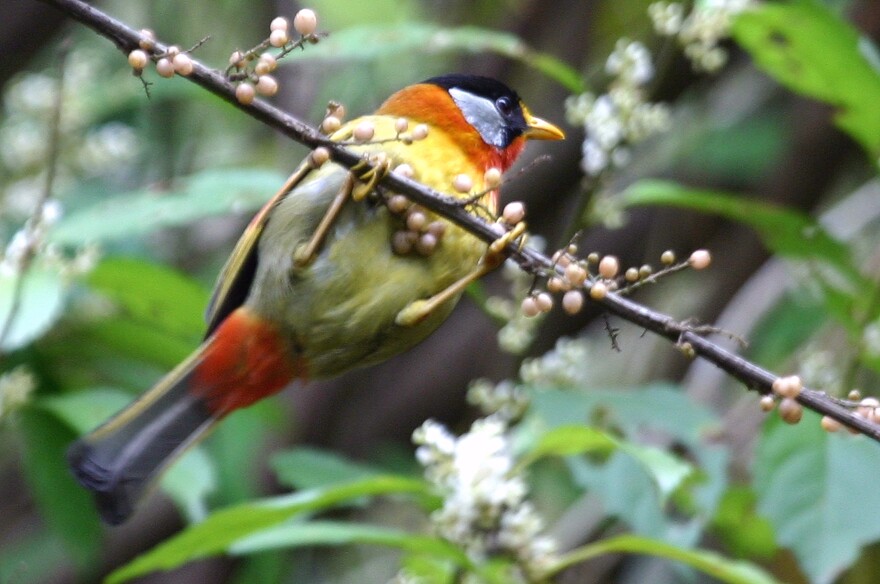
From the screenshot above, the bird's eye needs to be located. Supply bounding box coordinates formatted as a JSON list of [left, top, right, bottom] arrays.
[[495, 96, 514, 117]]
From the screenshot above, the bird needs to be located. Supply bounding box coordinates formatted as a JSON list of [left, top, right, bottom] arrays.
[[67, 73, 564, 524]]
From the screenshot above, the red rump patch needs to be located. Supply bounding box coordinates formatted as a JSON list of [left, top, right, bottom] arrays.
[[192, 308, 304, 415]]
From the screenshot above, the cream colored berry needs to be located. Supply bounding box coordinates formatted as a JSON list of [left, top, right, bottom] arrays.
[[857, 397, 880, 418], [395, 118, 409, 134], [165, 45, 180, 58], [661, 250, 676, 265], [235, 82, 256, 104], [393, 163, 414, 179], [821, 415, 842, 432], [406, 211, 426, 232], [321, 116, 341, 134], [293, 9, 318, 36], [779, 398, 803, 424], [598, 255, 619, 279], [848, 389, 862, 401], [270, 17, 289, 32], [639, 264, 652, 278], [502, 202, 526, 224], [269, 29, 289, 48], [772, 375, 802, 399], [392, 231, 413, 255], [416, 233, 438, 256], [521, 296, 540, 318], [625, 267, 639, 282], [535, 292, 553, 312], [387, 195, 410, 214], [426, 221, 446, 238], [590, 281, 608, 300], [759, 395, 776, 412], [452, 174, 473, 194], [138, 29, 156, 51], [229, 51, 246, 69], [484, 167, 502, 188], [562, 290, 584, 314], [128, 49, 148, 70], [172, 53, 193, 76], [689, 249, 711, 270], [309, 147, 330, 167], [565, 263, 587, 286], [156, 57, 174, 77], [353, 121, 375, 142], [256, 75, 279, 96], [547, 277, 566, 293], [411, 124, 429, 140]]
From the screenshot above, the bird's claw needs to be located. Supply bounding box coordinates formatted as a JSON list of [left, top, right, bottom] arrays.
[[351, 156, 392, 202]]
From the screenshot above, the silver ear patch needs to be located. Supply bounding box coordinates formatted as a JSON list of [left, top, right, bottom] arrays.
[[449, 87, 507, 148]]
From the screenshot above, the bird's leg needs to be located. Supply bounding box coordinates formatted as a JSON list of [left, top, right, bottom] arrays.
[[293, 174, 355, 267], [395, 222, 529, 327]]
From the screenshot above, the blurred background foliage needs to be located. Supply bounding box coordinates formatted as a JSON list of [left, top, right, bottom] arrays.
[[1, 0, 880, 583]]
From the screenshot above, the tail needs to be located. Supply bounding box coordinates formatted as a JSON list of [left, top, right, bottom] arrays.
[[67, 308, 303, 524]]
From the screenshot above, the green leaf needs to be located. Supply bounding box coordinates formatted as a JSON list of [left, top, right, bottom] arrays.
[[0, 264, 66, 351], [270, 446, 383, 490], [283, 24, 584, 92], [50, 169, 286, 246], [37, 387, 131, 433], [755, 412, 880, 583], [17, 407, 102, 572], [88, 257, 209, 338], [619, 180, 864, 286], [712, 487, 777, 559], [161, 447, 216, 524], [106, 476, 433, 583], [548, 534, 781, 584], [229, 520, 469, 566], [732, 1, 880, 157]]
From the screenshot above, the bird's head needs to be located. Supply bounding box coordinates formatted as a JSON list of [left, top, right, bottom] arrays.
[[376, 74, 564, 172]]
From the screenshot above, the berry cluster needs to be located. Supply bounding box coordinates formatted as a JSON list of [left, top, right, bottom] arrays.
[[229, 9, 320, 104], [521, 247, 712, 319], [126, 30, 196, 80]]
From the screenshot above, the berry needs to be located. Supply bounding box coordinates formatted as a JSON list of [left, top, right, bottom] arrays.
[[395, 117, 409, 134], [309, 147, 330, 167], [565, 263, 587, 286], [411, 124, 429, 140], [128, 49, 148, 70], [235, 82, 256, 104], [521, 296, 540, 318], [535, 292, 553, 312], [598, 255, 619, 279], [821, 415, 841, 433], [393, 163, 414, 179], [353, 121, 375, 142], [562, 290, 584, 314], [453, 174, 473, 194], [269, 29, 289, 48], [321, 116, 341, 134], [759, 395, 776, 412], [229, 51, 245, 69], [416, 233, 438, 256], [484, 167, 502, 188], [256, 75, 278, 96], [590, 281, 608, 300], [293, 9, 318, 36], [625, 267, 639, 282], [387, 195, 410, 214], [779, 398, 803, 424], [138, 29, 156, 51], [270, 17, 289, 32], [661, 250, 675, 265], [502, 201, 526, 224], [156, 58, 174, 78], [689, 249, 711, 270], [406, 210, 427, 232], [172, 53, 193, 76]]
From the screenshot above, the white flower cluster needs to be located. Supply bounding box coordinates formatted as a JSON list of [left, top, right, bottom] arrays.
[[0, 366, 36, 421], [566, 39, 671, 177], [649, 0, 756, 72], [413, 417, 557, 576], [519, 336, 592, 389]]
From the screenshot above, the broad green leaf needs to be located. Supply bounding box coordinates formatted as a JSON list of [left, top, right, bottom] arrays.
[[229, 520, 469, 566], [755, 413, 880, 583], [619, 180, 863, 286], [548, 534, 781, 584], [271, 446, 383, 490], [733, 2, 880, 157], [283, 24, 584, 92], [17, 408, 102, 572], [524, 424, 693, 503], [50, 169, 286, 246], [712, 487, 777, 559], [0, 264, 66, 351], [37, 387, 131, 433], [88, 257, 208, 338], [746, 293, 828, 367], [106, 476, 434, 583]]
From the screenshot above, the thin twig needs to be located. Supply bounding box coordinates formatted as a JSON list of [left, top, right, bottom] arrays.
[[35, 0, 880, 443], [0, 40, 68, 350]]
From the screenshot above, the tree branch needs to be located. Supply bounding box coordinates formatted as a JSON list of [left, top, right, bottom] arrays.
[[37, 0, 880, 442]]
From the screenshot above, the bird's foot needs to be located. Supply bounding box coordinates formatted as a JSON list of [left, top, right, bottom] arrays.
[[395, 260, 498, 327], [351, 155, 392, 202]]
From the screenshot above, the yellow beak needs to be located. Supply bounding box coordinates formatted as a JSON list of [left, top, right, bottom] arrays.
[[521, 106, 565, 141]]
